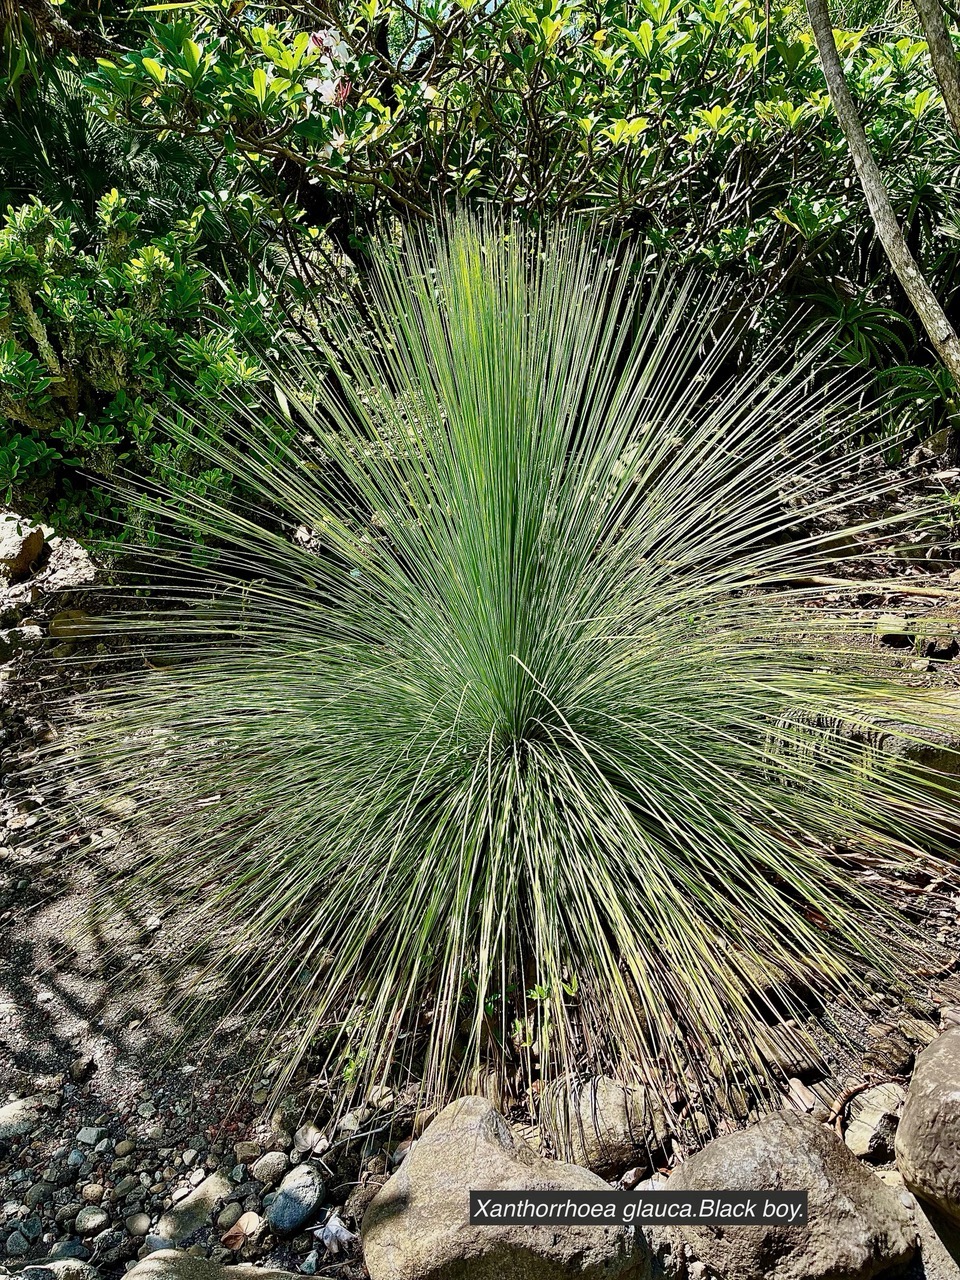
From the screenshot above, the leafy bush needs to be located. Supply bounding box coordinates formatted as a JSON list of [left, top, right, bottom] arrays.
[[59, 220, 956, 1117], [0, 190, 298, 538], [76, 0, 960, 442]]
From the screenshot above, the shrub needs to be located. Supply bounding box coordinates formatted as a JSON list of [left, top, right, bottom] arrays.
[[0, 191, 299, 540], [58, 219, 956, 1120]]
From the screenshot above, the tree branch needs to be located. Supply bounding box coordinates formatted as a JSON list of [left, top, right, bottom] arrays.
[[10, 0, 127, 59], [912, 0, 960, 135]]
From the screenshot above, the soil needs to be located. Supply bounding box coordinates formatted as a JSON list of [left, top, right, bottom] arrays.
[[3, 444, 960, 1275]]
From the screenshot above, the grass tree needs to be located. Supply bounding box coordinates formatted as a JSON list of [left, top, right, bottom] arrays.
[[57, 218, 958, 1126]]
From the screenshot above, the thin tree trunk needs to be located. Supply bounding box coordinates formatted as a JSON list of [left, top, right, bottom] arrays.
[[806, 0, 960, 389], [913, 0, 960, 135]]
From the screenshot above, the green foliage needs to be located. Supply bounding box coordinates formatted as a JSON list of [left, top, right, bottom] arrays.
[[61, 221, 957, 1117], [0, 191, 296, 537], [0, 65, 213, 229], [74, 0, 960, 439]]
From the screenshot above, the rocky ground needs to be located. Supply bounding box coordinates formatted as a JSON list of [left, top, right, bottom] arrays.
[[4, 445, 960, 1280]]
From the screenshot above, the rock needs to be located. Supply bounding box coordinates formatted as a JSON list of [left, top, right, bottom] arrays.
[[74, 1208, 109, 1236], [126, 1214, 152, 1237], [0, 515, 44, 581], [898, 1028, 960, 1222], [144, 1237, 174, 1256], [24, 1183, 54, 1209], [844, 1083, 905, 1162], [755, 1020, 824, 1080], [875, 1169, 960, 1280], [156, 1174, 231, 1245], [862, 1034, 914, 1076], [214, 1205, 242, 1232], [544, 1076, 668, 1176], [653, 1109, 914, 1280], [6, 1232, 30, 1258], [362, 1096, 650, 1280], [46, 1241, 90, 1263], [901, 1017, 939, 1047], [80, 1185, 103, 1205], [115, 1141, 135, 1158], [20, 1264, 99, 1280], [232, 1143, 259, 1165], [68, 1058, 96, 1085], [0, 1096, 45, 1140], [877, 614, 914, 647], [249, 1153, 287, 1187], [75, 1128, 106, 1148], [90, 1228, 133, 1266], [124, 1249, 299, 1280], [266, 1164, 324, 1235]]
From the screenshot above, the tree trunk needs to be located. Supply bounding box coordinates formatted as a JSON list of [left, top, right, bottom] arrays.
[[806, 0, 960, 390], [912, 0, 960, 135]]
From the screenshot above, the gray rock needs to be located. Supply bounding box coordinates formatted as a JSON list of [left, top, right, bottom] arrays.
[[266, 1165, 324, 1235], [156, 1175, 231, 1245], [24, 1184, 54, 1210], [249, 1153, 287, 1188], [898, 1028, 960, 1222], [143, 1238, 174, 1256], [126, 1215, 152, 1237], [844, 1082, 905, 1162], [74, 1209, 109, 1237], [874, 1169, 960, 1280], [214, 1205, 242, 1232], [124, 1249, 299, 1280], [6, 1232, 30, 1259], [88, 1228, 131, 1266], [652, 1109, 915, 1280], [0, 1097, 45, 1141], [543, 1076, 669, 1176], [362, 1095, 650, 1280], [22, 1261, 100, 1280], [46, 1242, 90, 1263], [75, 1130, 105, 1148]]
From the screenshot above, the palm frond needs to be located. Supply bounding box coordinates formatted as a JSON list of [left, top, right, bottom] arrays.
[[45, 217, 960, 1130]]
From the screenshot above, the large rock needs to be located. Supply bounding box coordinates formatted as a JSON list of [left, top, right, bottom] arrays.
[[361, 1096, 650, 1280], [898, 1028, 960, 1221], [124, 1251, 299, 1280], [544, 1077, 669, 1176], [155, 1173, 231, 1245], [875, 1169, 960, 1280], [652, 1110, 915, 1280]]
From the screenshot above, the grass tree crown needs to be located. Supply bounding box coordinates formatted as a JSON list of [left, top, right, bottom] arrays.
[[59, 218, 958, 1130]]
